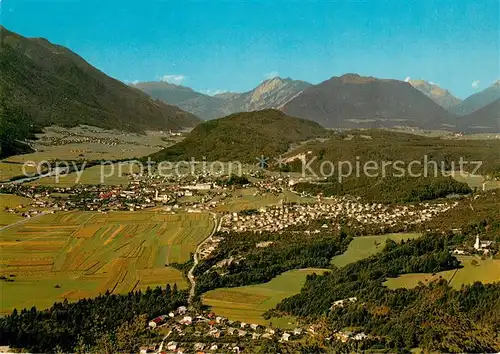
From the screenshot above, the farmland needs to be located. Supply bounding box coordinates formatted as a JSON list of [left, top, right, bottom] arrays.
[[28, 162, 135, 187], [0, 162, 40, 182], [202, 268, 329, 328], [3, 126, 179, 165], [0, 210, 214, 313], [451, 172, 500, 191], [0, 194, 35, 227], [384, 255, 500, 290], [331, 233, 422, 268]]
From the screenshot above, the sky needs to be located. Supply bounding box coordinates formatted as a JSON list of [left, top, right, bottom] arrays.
[[1, 0, 499, 98]]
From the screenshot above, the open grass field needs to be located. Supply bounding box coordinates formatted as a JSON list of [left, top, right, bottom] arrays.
[[384, 255, 500, 290], [451, 172, 500, 191], [0, 210, 214, 313], [202, 268, 329, 328], [331, 233, 422, 268], [0, 162, 39, 182], [3, 126, 179, 165], [28, 162, 139, 186], [215, 188, 316, 212], [4, 143, 161, 165], [0, 194, 34, 227]]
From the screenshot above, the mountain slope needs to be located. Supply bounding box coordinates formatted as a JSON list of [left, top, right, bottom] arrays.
[[282, 74, 455, 129], [150, 109, 327, 162], [131, 81, 229, 121], [451, 81, 500, 116], [133, 77, 311, 120], [409, 80, 462, 110], [0, 26, 201, 133], [226, 77, 312, 112], [457, 99, 500, 133]]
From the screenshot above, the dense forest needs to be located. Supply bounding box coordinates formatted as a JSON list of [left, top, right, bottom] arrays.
[[0, 93, 37, 158], [293, 174, 472, 203], [0, 285, 187, 353], [194, 230, 351, 294], [282, 130, 500, 176], [150, 110, 327, 163], [271, 234, 500, 352]]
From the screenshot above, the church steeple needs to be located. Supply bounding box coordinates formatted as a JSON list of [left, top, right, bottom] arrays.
[[474, 235, 480, 250]]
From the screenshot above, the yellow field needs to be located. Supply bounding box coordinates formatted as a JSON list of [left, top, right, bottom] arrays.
[[0, 210, 214, 313], [28, 162, 140, 186], [215, 188, 315, 212], [0, 194, 35, 227], [384, 256, 500, 290], [202, 268, 329, 328], [0, 163, 40, 182]]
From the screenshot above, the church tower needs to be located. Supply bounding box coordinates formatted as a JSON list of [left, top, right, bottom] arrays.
[[474, 235, 480, 250]]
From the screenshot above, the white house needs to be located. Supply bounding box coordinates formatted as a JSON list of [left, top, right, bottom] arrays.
[[177, 306, 187, 315], [166, 341, 177, 351], [281, 333, 291, 342]]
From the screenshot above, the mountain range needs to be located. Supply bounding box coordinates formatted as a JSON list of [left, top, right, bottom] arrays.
[[408, 80, 462, 110], [451, 81, 500, 116], [0, 26, 200, 134], [282, 74, 455, 129], [135, 74, 499, 132], [1, 25, 499, 145], [457, 98, 500, 133], [132, 77, 310, 120]]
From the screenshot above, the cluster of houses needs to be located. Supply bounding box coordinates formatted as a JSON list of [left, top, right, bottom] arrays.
[[140, 306, 313, 354], [220, 198, 458, 233], [453, 235, 496, 256]]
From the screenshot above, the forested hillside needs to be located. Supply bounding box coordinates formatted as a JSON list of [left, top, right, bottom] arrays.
[[151, 109, 327, 163], [0, 285, 187, 353], [0, 26, 201, 134], [272, 234, 500, 353]]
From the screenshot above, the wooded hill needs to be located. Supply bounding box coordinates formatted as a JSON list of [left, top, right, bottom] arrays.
[[150, 109, 327, 163]]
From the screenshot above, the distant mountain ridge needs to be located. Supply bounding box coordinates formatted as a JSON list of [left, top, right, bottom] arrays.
[[0, 26, 201, 134], [282, 74, 455, 129], [132, 77, 311, 120], [457, 98, 500, 133], [408, 80, 462, 110], [451, 81, 500, 116]]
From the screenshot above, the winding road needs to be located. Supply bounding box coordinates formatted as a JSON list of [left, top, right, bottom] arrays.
[[187, 212, 221, 304]]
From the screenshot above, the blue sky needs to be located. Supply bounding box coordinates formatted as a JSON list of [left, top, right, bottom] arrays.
[[1, 0, 498, 98]]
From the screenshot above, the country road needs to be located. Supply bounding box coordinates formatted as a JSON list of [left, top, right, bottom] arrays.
[[0, 210, 52, 232], [187, 212, 221, 304]]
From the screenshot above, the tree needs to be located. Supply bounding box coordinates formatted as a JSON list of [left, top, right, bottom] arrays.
[[0, 89, 35, 158]]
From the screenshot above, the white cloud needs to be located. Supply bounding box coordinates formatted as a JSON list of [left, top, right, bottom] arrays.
[[429, 81, 436, 85], [472, 80, 480, 89], [124, 80, 140, 85], [264, 71, 280, 79], [404, 76, 411, 82], [161, 74, 186, 85], [203, 89, 228, 96]]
